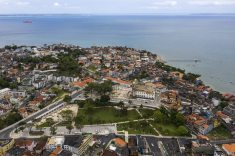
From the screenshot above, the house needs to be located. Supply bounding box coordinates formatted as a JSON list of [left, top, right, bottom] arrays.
[[214, 145, 226, 156], [15, 139, 37, 151], [34, 141, 46, 155], [0, 88, 10, 98], [50, 146, 63, 156], [222, 143, 235, 156], [103, 77, 132, 91], [102, 150, 119, 156], [63, 135, 83, 154], [73, 77, 94, 88], [198, 124, 213, 135], [46, 136, 65, 150], [223, 104, 235, 118], [216, 111, 232, 124], [0, 139, 15, 156], [18, 107, 28, 118]]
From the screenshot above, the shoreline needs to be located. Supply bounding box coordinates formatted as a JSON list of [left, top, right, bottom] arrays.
[[1, 43, 234, 96]]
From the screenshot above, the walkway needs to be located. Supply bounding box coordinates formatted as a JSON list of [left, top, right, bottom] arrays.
[[135, 109, 162, 136]]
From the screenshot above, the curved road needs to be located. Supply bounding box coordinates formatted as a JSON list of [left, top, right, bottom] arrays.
[[0, 100, 64, 139]]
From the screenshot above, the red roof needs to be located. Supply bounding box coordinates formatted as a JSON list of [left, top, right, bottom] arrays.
[[105, 77, 131, 85], [73, 78, 94, 88]]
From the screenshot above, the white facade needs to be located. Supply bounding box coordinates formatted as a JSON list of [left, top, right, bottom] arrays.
[[133, 90, 155, 99], [0, 88, 10, 98]]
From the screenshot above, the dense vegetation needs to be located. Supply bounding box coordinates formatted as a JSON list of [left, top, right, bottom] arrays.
[[17, 48, 85, 77], [0, 76, 18, 89], [84, 80, 113, 96], [152, 107, 189, 136], [182, 73, 201, 83], [155, 61, 185, 73], [57, 54, 81, 77], [0, 112, 23, 129]]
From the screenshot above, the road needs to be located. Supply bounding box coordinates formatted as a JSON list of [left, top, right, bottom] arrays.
[[0, 89, 83, 139], [0, 99, 64, 139]]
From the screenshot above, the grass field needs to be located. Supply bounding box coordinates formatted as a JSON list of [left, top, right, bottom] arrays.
[[139, 108, 155, 118], [117, 120, 158, 135], [75, 107, 141, 125], [207, 125, 232, 140], [152, 122, 190, 136]]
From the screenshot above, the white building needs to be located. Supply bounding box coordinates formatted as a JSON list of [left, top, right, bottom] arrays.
[[0, 88, 10, 98], [46, 136, 65, 150], [132, 83, 156, 99]]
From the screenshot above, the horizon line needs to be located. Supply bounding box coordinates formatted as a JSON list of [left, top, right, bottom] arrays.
[[1, 13, 235, 16]]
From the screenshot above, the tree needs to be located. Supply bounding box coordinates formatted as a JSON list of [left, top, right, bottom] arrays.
[[175, 113, 185, 126], [153, 110, 165, 123], [46, 118, 54, 125], [60, 110, 73, 121], [177, 126, 188, 136], [50, 126, 57, 135], [38, 104, 45, 109], [84, 101, 95, 114], [66, 124, 73, 134], [209, 91, 222, 100], [63, 95, 72, 103], [57, 54, 81, 77], [76, 124, 84, 132], [183, 73, 200, 84], [219, 101, 229, 109], [99, 95, 110, 103]]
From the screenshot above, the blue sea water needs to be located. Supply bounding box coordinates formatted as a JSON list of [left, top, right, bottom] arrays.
[[0, 15, 235, 94]]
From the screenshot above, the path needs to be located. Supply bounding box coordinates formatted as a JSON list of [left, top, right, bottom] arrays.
[[136, 109, 162, 136]]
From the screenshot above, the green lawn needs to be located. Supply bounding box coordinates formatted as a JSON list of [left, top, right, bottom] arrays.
[[117, 121, 158, 135], [139, 108, 155, 118], [207, 125, 232, 140], [38, 122, 53, 128], [152, 122, 190, 136], [75, 107, 141, 125]]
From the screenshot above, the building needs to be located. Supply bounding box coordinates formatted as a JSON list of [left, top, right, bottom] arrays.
[[132, 82, 157, 100], [0, 88, 10, 98], [0, 139, 15, 155], [198, 124, 214, 135], [222, 143, 235, 155], [34, 141, 46, 155], [46, 136, 65, 150], [15, 139, 37, 151], [223, 104, 235, 118], [63, 135, 84, 154], [50, 146, 63, 156], [103, 77, 132, 91]]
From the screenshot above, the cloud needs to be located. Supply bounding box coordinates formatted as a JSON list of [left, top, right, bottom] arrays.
[[189, 0, 235, 6], [53, 2, 61, 7], [147, 0, 178, 9], [16, 1, 30, 6], [153, 1, 178, 6], [0, 0, 9, 5]]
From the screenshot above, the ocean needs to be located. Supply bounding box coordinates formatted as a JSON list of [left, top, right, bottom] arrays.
[[0, 15, 234, 94]]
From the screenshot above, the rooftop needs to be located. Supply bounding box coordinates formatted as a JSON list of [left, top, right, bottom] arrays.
[[222, 143, 235, 154]]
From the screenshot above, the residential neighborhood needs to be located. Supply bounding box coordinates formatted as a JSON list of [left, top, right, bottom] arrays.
[[0, 44, 235, 155]]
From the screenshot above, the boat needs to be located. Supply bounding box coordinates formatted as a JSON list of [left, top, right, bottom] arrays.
[[23, 20, 32, 23]]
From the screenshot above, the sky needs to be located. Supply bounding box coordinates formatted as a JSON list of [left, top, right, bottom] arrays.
[[1, 0, 235, 14]]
